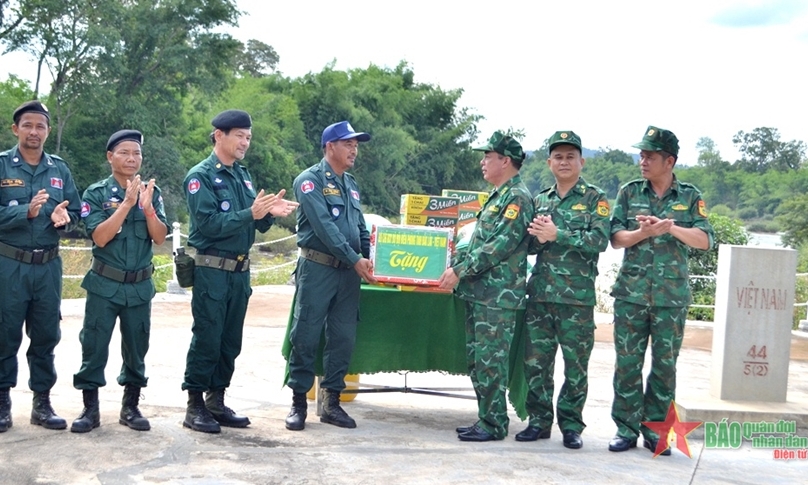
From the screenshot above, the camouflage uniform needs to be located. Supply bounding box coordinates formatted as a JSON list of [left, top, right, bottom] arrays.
[[610, 175, 714, 441], [524, 176, 609, 433], [454, 168, 533, 440]]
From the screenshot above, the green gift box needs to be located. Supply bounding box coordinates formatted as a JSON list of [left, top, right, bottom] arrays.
[[370, 225, 454, 286]]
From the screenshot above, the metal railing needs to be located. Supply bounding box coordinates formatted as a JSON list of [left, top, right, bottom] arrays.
[[60, 222, 298, 283]]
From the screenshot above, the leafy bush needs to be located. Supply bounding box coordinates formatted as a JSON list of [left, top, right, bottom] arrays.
[[745, 219, 780, 233], [687, 213, 750, 321], [736, 206, 759, 220]]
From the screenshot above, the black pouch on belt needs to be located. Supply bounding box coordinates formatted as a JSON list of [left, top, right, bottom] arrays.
[[174, 247, 195, 288]]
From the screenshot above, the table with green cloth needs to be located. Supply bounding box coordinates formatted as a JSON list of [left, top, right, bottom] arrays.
[[281, 284, 528, 419]]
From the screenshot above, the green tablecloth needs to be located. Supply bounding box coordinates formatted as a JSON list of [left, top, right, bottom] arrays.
[[282, 284, 528, 419]]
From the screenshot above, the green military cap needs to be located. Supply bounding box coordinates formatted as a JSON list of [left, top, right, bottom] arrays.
[[473, 131, 525, 161], [548, 130, 582, 153], [12, 100, 50, 124], [632, 125, 679, 156]]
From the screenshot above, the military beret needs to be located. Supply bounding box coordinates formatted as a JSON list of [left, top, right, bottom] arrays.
[[472, 131, 525, 161], [211, 109, 252, 130], [107, 129, 144, 152], [548, 131, 582, 153], [321, 121, 371, 147], [632, 125, 679, 156], [12, 100, 50, 124]]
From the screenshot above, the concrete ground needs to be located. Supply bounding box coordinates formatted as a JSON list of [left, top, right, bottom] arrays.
[[1, 285, 807, 485]]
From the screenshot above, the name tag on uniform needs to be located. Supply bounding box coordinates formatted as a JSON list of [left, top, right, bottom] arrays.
[[571, 203, 586, 211], [323, 188, 341, 196], [1, 178, 24, 187], [103, 201, 120, 210]]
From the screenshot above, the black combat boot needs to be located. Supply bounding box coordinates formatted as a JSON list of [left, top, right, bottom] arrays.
[[30, 390, 67, 430], [119, 384, 150, 431], [285, 392, 307, 431], [320, 389, 356, 429], [0, 387, 11, 432], [183, 391, 220, 433], [205, 389, 250, 428], [70, 389, 100, 433]]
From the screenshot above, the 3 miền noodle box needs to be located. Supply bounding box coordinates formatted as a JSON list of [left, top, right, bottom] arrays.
[[369, 225, 454, 286]]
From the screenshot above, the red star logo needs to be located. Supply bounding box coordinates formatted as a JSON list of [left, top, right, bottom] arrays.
[[642, 401, 702, 458]]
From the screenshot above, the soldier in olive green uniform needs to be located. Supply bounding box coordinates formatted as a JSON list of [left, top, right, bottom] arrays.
[[607, 126, 714, 456], [70, 130, 168, 433], [439, 131, 534, 442], [182, 110, 298, 434], [517, 131, 609, 449], [0, 101, 80, 433], [286, 121, 377, 431]]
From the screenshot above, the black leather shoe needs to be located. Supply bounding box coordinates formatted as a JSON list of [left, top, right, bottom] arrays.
[[205, 389, 250, 428], [562, 430, 583, 449], [458, 425, 499, 442], [455, 424, 475, 434], [644, 438, 672, 456], [514, 425, 551, 442], [285, 393, 307, 431], [608, 436, 637, 452], [30, 391, 67, 430]]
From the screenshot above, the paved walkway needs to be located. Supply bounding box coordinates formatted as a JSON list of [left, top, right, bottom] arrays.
[[1, 286, 806, 484]]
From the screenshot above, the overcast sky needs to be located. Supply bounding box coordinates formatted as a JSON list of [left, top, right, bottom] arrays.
[[2, 0, 807, 165]]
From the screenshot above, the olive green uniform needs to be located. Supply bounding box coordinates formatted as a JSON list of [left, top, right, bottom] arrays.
[[609, 176, 714, 441], [287, 158, 370, 394], [524, 177, 609, 433], [0, 146, 80, 392], [453, 174, 533, 439], [73, 176, 168, 390], [182, 152, 274, 392]]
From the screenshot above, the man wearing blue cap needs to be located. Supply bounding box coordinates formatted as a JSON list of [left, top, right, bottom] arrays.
[[70, 130, 168, 433], [181, 109, 298, 434], [285, 121, 377, 431], [0, 100, 81, 433]]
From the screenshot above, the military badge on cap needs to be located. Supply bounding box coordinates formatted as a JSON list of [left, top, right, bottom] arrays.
[[548, 130, 582, 153]]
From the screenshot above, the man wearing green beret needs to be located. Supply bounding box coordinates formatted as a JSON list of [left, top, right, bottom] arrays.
[[70, 130, 168, 433], [607, 126, 714, 456], [517, 131, 609, 449], [439, 131, 534, 441], [0, 100, 81, 433], [181, 109, 298, 434]]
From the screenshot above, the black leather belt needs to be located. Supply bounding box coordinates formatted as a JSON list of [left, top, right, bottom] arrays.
[[0, 241, 59, 264], [300, 248, 351, 270], [194, 253, 250, 272], [91, 259, 153, 283]]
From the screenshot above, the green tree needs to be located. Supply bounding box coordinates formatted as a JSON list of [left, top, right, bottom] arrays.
[[733, 127, 806, 172], [0, 74, 33, 148], [235, 39, 280, 78], [687, 213, 750, 320], [0, 0, 24, 40], [776, 193, 808, 248]]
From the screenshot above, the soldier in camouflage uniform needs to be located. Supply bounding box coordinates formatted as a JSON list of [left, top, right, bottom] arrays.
[[607, 126, 714, 455], [517, 131, 609, 449], [438, 131, 534, 442]]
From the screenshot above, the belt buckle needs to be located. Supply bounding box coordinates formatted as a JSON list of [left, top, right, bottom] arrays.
[[124, 271, 137, 284], [31, 249, 44, 264]]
